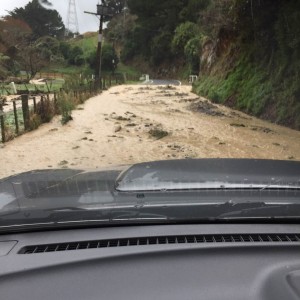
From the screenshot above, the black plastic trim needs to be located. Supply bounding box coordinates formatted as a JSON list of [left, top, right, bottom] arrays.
[[19, 233, 300, 254]]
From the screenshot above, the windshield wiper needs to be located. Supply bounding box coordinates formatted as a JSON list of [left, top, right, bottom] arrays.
[[111, 209, 168, 220], [1, 201, 300, 235], [215, 203, 300, 219]]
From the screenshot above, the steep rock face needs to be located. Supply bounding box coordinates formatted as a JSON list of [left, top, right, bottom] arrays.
[[200, 40, 215, 73], [200, 27, 238, 76]]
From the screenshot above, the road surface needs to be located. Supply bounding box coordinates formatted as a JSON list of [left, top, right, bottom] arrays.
[[146, 79, 181, 86], [0, 84, 299, 179]]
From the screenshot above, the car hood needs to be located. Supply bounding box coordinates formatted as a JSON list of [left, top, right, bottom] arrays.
[[0, 159, 300, 223], [116, 159, 300, 191]]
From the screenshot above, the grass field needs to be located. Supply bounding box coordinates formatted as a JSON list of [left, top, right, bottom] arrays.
[[0, 108, 25, 142], [5, 109, 24, 128], [1, 32, 141, 98], [117, 63, 141, 77], [69, 33, 98, 53], [0, 79, 64, 96]]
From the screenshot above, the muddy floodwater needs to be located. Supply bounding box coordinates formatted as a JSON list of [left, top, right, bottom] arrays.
[[1, 84, 299, 179]]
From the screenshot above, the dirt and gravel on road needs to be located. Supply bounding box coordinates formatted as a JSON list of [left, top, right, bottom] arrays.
[[1, 84, 300, 179]]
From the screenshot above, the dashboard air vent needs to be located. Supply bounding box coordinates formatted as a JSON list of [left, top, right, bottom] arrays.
[[18, 234, 300, 254]]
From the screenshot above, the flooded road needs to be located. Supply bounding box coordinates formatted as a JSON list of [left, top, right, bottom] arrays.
[[1, 84, 299, 179]]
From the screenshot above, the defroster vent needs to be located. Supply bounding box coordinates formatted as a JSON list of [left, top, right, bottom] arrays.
[[18, 234, 300, 254]]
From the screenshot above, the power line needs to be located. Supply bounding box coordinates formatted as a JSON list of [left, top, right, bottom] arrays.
[[65, 0, 79, 36]]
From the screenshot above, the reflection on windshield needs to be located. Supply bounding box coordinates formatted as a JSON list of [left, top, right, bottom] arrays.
[[0, 193, 17, 210], [0, 160, 299, 232]]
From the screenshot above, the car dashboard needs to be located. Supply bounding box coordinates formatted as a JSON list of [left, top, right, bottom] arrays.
[[1, 223, 300, 300]]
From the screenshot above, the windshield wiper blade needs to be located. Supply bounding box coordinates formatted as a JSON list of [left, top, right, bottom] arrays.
[[117, 183, 300, 192], [216, 203, 300, 219], [0, 217, 173, 234], [111, 210, 169, 221]]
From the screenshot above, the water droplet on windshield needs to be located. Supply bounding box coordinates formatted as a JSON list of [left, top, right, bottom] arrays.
[[38, 0, 53, 9]]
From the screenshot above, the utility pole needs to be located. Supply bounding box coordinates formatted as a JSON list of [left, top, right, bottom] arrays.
[[84, 2, 114, 87], [96, 12, 104, 86]]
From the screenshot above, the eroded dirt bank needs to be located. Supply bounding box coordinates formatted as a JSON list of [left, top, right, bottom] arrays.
[[1, 84, 300, 179]]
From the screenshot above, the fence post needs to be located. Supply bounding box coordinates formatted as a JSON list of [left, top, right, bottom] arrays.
[[33, 97, 37, 113], [21, 94, 30, 130], [13, 101, 19, 135], [54, 92, 58, 113], [0, 103, 5, 143], [40, 95, 45, 111]]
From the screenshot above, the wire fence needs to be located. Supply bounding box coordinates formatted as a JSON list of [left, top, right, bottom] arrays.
[[0, 74, 140, 143]]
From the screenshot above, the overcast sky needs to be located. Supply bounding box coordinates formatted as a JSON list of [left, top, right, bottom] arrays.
[[0, 0, 101, 33]]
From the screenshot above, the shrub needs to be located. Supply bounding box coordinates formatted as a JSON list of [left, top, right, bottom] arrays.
[[59, 41, 72, 59], [28, 113, 42, 131], [87, 44, 118, 72], [36, 98, 55, 123], [172, 22, 199, 55], [151, 32, 173, 65], [74, 55, 85, 66], [184, 36, 203, 73], [68, 46, 84, 65], [56, 91, 75, 125]]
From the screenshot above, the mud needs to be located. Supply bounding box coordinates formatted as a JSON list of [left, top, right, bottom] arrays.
[[1, 84, 299, 179]]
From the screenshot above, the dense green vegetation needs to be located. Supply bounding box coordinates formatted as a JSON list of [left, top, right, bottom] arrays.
[[105, 0, 300, 129], [9, 0, 65, 38], [193, 0, 300, 129], [113, 0, 211, 72], [1, 0, 299, 129], [0, 0, 120, 81]]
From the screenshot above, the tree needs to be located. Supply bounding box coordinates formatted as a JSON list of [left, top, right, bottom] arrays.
[[179, 0, 210, 22], [101, 44, 119, 71], [103, 0, 126, 15], [151, 32, 173, 65], [172, 22, 199, 55], [0, 54, 10, 79], [17, 41, 50, 80], [68, 46, 85, 66], [184, 36, 203, 73], [9, 0, 65, 38], [36, 36, 64, 63], [0, 17, 33, 77], [124, 0, 207, 64], [0, 16, 56, 80], [106, 13, 137, 44], [59, 42, 72, 60], [0, 17, 32, 52], [88, 44, 118, 72]]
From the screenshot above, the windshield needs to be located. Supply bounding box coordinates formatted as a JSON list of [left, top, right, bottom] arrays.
[[0, 0, 300, 232]]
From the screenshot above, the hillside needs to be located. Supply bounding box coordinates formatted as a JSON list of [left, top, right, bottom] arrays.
[[193, 0, 300, 130], [107, 0, 300, 130]]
